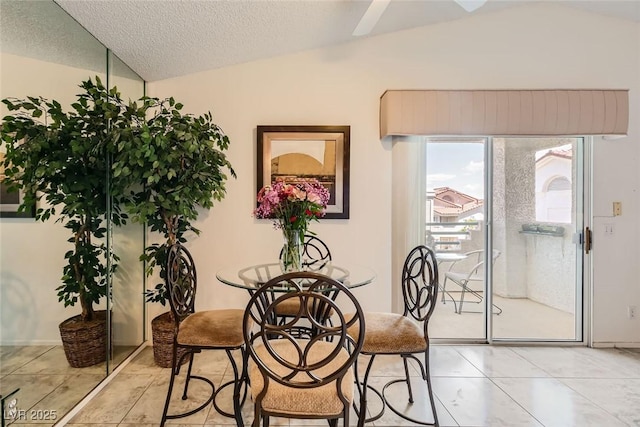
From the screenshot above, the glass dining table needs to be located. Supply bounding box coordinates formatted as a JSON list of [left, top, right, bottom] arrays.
[[217, 261, 375, 350], [216, 262, 376, 292]]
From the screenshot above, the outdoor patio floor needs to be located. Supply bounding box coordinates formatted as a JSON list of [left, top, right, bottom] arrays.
[[431, 293, 575, 340]]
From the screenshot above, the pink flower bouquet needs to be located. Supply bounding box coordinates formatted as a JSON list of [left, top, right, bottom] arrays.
[[254, 178, 330, 233], [254, 179, 330, 271]]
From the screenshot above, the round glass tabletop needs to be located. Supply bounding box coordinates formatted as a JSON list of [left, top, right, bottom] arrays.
[[216, 262, 376, 291]]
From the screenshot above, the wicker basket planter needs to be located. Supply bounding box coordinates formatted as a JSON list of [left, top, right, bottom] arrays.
[[59, 310, 108, 368], [152, 311, 188, 368]]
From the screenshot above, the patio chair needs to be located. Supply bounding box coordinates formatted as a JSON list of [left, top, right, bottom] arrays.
[[443, 249, 502, 314]]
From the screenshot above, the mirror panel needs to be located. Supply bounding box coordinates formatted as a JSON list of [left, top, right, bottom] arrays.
[[1, 0, 145, 421], [107, 52, 146, 374]]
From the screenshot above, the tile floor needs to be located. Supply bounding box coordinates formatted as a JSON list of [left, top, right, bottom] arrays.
[[20, 344, 638, 426], [0, 345, 136, 427], [1, 294, 578, 427]]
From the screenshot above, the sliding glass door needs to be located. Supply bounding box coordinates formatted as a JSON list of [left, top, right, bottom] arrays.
[[427, 137, 584, 342], [427, 138, 487, 340], [491, 137, 583, 341]]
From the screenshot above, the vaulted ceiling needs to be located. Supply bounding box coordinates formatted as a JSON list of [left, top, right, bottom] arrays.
[[7, 0, 640, 82]]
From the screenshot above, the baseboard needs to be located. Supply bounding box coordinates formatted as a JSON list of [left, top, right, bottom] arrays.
[[0, 339, 61, 346], [591, 342, 640, 348], [0, 340, 142, 346]]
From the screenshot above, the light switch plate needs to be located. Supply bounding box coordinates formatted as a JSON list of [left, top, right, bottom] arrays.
[[613, 202, 622, 216]]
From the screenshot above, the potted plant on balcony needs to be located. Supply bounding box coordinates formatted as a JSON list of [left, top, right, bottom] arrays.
[[113, 96, 236, 367], [0, 77, 136, 367]]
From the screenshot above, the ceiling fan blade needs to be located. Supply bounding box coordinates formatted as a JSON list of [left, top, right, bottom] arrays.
[[454, 0, 487, 12], [352, 0, 391, 37]]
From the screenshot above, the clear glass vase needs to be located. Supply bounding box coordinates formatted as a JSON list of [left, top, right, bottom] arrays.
[[280, 229, 303, 273]]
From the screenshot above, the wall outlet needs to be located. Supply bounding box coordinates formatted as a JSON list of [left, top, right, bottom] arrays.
[[629, 306, 637, 319]]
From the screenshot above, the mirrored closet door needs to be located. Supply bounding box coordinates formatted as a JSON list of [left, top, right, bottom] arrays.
[[0, 1, 145, 423]]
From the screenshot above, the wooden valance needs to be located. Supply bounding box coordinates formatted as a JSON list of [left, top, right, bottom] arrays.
[[380, 89, 629, 138]]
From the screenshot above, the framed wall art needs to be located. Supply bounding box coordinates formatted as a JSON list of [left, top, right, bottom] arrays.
[[0, 150, 34, 218], [257, 125, 350, 219]]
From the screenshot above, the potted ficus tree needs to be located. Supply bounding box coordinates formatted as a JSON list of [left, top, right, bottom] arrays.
[[113, 96, 236, 367], [0, 77, 135, 367]]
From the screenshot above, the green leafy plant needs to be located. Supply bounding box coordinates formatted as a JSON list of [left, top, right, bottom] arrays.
[[0, 77, 133, 322], [112, 96, 236, 306]]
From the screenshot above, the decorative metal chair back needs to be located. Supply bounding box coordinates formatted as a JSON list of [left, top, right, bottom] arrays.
[[165, 243, 197, 326], [278, 234, 332, 270], [243, 271, 364, 392], [302, 235, 332, 270], [401, 245, 439, 323]]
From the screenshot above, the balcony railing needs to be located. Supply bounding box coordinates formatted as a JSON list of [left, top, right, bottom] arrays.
[[426, 221, 480, 252]]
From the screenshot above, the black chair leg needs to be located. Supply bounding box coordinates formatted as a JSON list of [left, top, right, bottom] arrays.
[[353, 355, 368, 427], [425, 349, 439, 426], [382, 352, 438, 426], [228, 349, 244, 427], [212, 348, 248, 426], [354, 354, 384, 427], [402, 355, 415, 403], [237, 346, 249, 406], [182, 351, 195, 400], [160, 345, 179, 427]]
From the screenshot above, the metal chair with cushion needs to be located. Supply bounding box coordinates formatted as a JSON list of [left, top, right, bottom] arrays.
[[348, 245, 439, 426], [243, 271, 365, 427], [160, 243, 247, 427]]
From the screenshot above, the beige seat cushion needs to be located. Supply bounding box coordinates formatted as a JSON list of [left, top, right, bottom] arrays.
[[177, 309, 245, 347], [249, 339, 353, 417], [274, 298, 335, 317], [347, 312, 426, 354]]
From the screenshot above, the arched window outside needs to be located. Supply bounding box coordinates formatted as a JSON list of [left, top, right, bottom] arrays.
[[547, 176, 571, 192], [537, 175, 572, 223]]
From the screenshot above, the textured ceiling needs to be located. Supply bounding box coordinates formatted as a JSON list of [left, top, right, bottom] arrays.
[[6, 0, 640, 83], [55, 0, 522, 82]]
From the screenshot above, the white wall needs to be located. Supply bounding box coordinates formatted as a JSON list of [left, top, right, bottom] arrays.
[[148, 3, 639, 345]]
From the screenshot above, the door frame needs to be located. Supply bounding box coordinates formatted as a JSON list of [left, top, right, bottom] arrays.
[[423, 136, 590, 345]]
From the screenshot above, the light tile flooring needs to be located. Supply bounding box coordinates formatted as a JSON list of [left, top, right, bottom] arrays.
[[0, 345, 136, 427], [0, 294, 577, 427], [13, 344, 635, 427]]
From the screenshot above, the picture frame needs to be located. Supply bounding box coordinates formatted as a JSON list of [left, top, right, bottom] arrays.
[[0, 150, 35, 218], [0, 188, 34, 218], [257, 125, 350, 219]]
